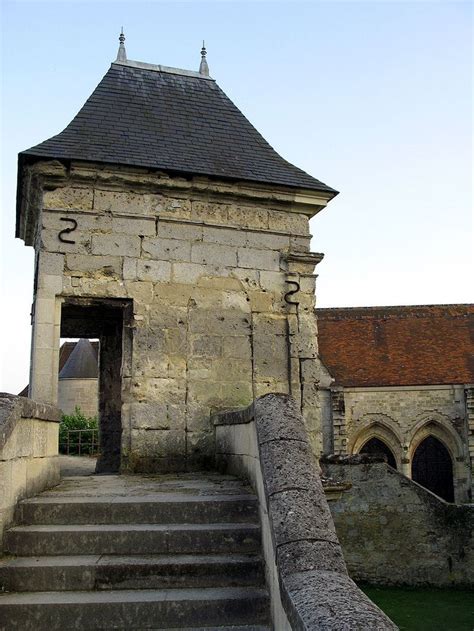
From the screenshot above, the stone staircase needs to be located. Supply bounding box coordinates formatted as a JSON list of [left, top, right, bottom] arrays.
[[0, 473, 270, 630]]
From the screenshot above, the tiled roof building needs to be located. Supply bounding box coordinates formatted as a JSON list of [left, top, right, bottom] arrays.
[[316, 304, 474, 504]]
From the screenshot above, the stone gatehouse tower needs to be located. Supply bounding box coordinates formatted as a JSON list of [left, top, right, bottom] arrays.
[[16, 39, 338, 472]]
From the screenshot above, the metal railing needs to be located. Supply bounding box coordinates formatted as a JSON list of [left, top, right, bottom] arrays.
[[59, 429, 100, 456]]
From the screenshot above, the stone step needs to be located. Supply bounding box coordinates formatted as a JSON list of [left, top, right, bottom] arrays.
[[0, 586, 270, 630], [0, 553, 264, 592], [17, 494, 259, 525], [4, 523, 261, 556]]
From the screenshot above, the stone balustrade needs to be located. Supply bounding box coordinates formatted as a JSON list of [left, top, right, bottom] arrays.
[[213, 393, 397, 630]]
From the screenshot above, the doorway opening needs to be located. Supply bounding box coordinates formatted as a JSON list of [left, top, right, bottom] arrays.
[[60, 298, 132, 473], [360, 437, 397, 469], [412, 435, 454, 502]]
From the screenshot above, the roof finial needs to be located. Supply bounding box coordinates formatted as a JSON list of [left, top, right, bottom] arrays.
[[199, 40, 209, 76], [116, 27, 127, 62]]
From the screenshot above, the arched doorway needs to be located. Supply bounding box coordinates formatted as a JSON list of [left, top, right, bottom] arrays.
[[360, 437, 397, 469], [412, 436, 454, 502]]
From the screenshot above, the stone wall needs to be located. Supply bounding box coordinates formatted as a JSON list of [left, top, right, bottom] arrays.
[[328, 384, 471, 502], [0, 394, 61, 548], [57, 378, 98, 417], [214, 394, 397, 630], [21, 161, 331, 471], [322, 456, 474, 587]]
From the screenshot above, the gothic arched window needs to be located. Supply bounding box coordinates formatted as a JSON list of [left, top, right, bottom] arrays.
[[360, 437, 397, 469], [412, 435, 454, 502]]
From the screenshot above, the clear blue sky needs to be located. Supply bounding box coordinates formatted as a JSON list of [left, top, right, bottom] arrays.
[[1, 0, 472, 393]]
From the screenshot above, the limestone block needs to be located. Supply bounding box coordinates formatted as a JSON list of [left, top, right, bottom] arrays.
[[0, 461, 12, 509], [231, 268, 260, 289], [40, 228, 91, 254], [191, 242, 237, 267], [142, 237, 191, 262], [123, 257, 137, 280], [91, 234, 141, 257], [32, 420, 48, 457], [136, 260, 171, 282], [159, 222, 203, 241], [189, 310, 251, 335], [267, 210, 309, 236], [164, 328, 187, 354], [186, 430, 214, 459], [37, 252, 65, 276], [189, 286, 249, 312], [222, 336, 252, 360], [191, 201, 230, 224], [94, 190, 157, 215], [190, 335, 223, 358], [202, 226, 247, 247], [124, 281, 154, 305], [64, 254, 122, 277], [197, 276, 244, 292], [130, 401, 185, 431], [10, 458, 27, 505], [111, 216, 155, 236], [237, 248, 280, 271], [1, 420, 34, 460], [38, 274, 63, 296], [228, 205, 269, 230], [249, 291, 275, 313], [245, 231, 290, 251], [188, 357, 250, 382], [26, 458, 59, 497], [219, 381, 254, 408], [289, 235, 311, 253], [43, 187, 93, 211], [157, 197, 191, 220], [130, 428, 186, 457], [253, 313, 287, 336], [154, 283, 193, 308], [171, 263, 206, 285], [298, 275, 316, 294], [259, 270, 285, 293], [42, 211, 111, 232], [138, 377, 187, 407], [253, 338, 288, 381]]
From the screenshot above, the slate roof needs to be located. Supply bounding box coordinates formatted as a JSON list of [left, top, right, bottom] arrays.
[[19, 60, 337, 194], [316, 304, 474, 387], [59, 339, 99, 379]]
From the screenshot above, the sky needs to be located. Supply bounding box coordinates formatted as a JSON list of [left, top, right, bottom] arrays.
[[0, 0, 472, 394]]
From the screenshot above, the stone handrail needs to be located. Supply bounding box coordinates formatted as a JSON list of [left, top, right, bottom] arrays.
[[214, 393, 397, 630], [0, 393, 61, 548]]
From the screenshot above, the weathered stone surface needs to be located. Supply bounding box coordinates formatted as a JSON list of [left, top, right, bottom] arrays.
[[259, 439, 321, 495], [237, 247, 280, 271], [254, 394, 308, 444], [269, 488, 339, 546], [43, 187, 93, 211], [282, 571, 397, 630], [91, 234, 141, 257], [215, 394, 396, 631], [142, 237, 191, 261], [323, 460, 474, 587], [277, 540, 347, 576]]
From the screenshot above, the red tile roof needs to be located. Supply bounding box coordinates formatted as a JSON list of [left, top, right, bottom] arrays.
[[316, 305, 474, 387]]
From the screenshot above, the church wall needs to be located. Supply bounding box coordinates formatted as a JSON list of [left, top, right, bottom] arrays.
[[323, 459, 474, 587], [27, 162, 328, 471], [329, 384, 471, 502]]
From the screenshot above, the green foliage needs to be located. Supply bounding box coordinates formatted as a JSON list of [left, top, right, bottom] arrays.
[[59, 407, 98, 455]]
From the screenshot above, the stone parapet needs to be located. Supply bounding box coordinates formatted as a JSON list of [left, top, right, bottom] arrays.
[[214, 393, 397, 630], [0, 393, 61, 548], [322, 459, 474, 587]]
